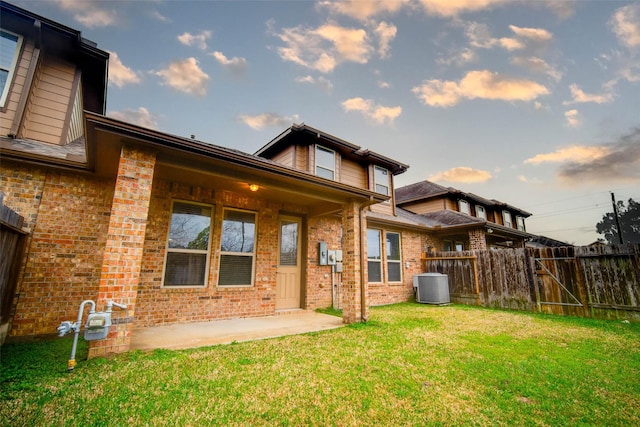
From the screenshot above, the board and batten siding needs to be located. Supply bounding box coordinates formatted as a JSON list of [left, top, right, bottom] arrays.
[[0, 39, 34, 135], [21, 56, 76, 145], [295, 145, 308, 172]]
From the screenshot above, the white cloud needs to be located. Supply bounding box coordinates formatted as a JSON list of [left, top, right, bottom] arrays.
[[564, 84, 614, 105], [464, 22, 552, 53], [610, 3, 640, 48], [108, 107, 159, 129], [270, 21, 372, 73], [317, 0, 409, 20], [177, 31, 212, 50], [511, 56, 563, 82], [378, 80, 391, 89], [564, 109, 581, 128], [428, 167, 492, 183], [55, 0, 117, 28], [374, 21, 397, 58], [517, 175, 542, 184], [525, 129, 640, 185], [412, 70, 549, 107], [437, 48, 476, 66], [525, 145, 609, 164], [211, 51, 248, 75], [237, 113, 300, 130], [508, 25, 552, 43], [154, 58, 209, 96], [341, 97, 402, 124], [418, 0, 509, 17], [107, 51, 140, 88], [295, 75, 334, 91], [150, 10, 170, 23]]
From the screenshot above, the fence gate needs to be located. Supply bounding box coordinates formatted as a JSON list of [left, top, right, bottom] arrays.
[[533, 251, 587, 316]]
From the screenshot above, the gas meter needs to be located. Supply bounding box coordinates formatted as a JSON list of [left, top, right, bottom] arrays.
[[84, 312, 112, 341]]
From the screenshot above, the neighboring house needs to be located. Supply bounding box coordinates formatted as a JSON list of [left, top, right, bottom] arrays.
[[395, 180, 533, 251]]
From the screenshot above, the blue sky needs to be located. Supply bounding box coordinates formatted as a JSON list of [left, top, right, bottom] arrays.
[[13, 0, 640, 245]]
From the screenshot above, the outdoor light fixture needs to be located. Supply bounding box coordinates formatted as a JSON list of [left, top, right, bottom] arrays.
[[249, 184, 259, 192]]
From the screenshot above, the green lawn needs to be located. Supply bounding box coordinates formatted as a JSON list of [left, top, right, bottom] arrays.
[[2, 303, 639, 426]]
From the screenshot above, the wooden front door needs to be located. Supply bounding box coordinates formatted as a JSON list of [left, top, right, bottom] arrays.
[[276, 216, 301, 310]]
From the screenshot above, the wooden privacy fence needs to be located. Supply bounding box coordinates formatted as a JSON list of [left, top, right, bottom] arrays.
[[0, 195, 27, 344], [422, 244, 640, 321]]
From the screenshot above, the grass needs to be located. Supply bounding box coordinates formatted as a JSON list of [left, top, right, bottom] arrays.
[[1, 303, 639, 426]]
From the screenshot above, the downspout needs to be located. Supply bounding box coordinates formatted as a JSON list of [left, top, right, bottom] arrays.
[[359, 196, 379, 322]]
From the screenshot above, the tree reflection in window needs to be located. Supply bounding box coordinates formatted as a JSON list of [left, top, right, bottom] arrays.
[[164, 202, 212, 287]]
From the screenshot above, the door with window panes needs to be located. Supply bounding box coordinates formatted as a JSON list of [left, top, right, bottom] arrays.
[[276, 216, 302, 309]]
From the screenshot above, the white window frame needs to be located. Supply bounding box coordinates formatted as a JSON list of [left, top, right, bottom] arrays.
[[503, 210, 513, 228], [162, 201, 213, 288], [516, 215, 526, 231], [386, 232, 402, 282], [476, 205, 486, 220], [218, 208, 257, 287], [315, 145, 335, 180], [367, 229, 382, 283], [458, 200, 470, 215], [374, 166, 390, 195], [0, 29, 23, 108]]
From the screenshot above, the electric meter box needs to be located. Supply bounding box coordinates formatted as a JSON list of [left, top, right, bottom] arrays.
[[84, 312, 112, 341]]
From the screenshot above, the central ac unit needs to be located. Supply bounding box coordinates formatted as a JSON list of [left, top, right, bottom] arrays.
[[413, 273, 450, 305]]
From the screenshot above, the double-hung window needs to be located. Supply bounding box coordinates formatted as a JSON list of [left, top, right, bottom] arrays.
[[367, 229, 382, 282], [163, 201, 212, 287], [516, 216, 526, 231], [315, 145, 335, 180], [386, 232, 401, 282], [458, 200, 470, 215], [503, 210, 513, 228], [219, 209, 256, 286], [1, 29, 23, 107], [476, 205, 486, 220], [374, 166, 389, 195]]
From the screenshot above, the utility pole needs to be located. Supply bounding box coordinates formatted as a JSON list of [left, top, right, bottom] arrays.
[[611, 192, 624, 244]]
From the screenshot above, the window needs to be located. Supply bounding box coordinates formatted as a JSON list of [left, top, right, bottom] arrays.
[[367, 229, 382, 282], [1, 30, 23, 107], [315, 145, 335, 180], [163, 201, 212, 287], [476, 205, 486, 220], [444, 240, 453, 251], [458, 200, 470, 215], [455, 241, 464, 251], [503, 210, 513, 228], [386, 232, 401, 282], [219, 209, 256, 286], [516, 216, 526, 232], [374, 166, 389, 195]]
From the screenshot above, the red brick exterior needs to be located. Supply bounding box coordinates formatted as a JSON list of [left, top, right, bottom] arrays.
[[1, 162, 112, 337], [2, 152, 439, 352], [468, 228, 487, 250]]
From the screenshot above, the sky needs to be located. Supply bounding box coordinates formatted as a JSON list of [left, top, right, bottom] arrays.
[[11, 0, 640, 245]]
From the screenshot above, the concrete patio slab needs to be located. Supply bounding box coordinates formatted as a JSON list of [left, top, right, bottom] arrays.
[[129, 310, 344, 351]]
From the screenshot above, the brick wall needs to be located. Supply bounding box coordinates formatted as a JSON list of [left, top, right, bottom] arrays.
[[468, 228, 487, 250], [135, 181, 290, 327], [1, 163, 113, 336], [305, 215, 341, 310]]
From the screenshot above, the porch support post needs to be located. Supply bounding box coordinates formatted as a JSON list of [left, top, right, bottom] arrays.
[[341, 200, 366, 323], [88, 145, 156, 358]]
